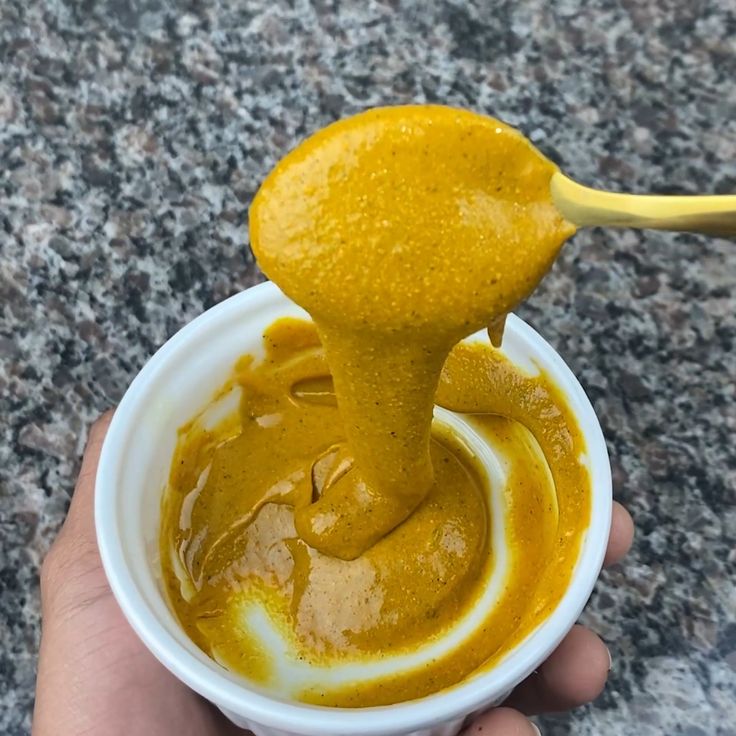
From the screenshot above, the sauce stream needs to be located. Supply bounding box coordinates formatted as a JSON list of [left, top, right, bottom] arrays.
[[251, 105, 576, 558]]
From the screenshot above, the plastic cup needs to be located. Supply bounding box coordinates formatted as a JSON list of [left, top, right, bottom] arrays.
[[96, 281, 611, 736]]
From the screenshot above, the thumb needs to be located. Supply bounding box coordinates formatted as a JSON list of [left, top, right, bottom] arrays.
[[40, 410, 115, 613], [68, 409, 114, 522], [463, 707, 540, 736], [64, 410, 115, 535]]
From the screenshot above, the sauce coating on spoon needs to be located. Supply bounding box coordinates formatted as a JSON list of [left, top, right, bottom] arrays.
[[250, 105, 576, 558]]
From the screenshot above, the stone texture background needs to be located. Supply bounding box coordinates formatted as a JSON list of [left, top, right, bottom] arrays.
[[1, 1, 735, 734]]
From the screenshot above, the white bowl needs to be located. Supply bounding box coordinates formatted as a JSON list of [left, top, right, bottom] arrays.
[[96, 281, 612, 736]]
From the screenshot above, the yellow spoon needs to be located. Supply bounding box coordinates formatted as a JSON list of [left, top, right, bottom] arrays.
[[485, 170, 735, 347], [550, 172, 736, 237]]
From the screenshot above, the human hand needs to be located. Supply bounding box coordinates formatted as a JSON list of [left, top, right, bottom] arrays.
[[33, 412, 242, 736], [33, 412, 633, 736]]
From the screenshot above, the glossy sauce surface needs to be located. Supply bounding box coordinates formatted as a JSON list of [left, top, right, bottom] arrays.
[[250, 105, 576, 558], [161, 319, 591, 706]]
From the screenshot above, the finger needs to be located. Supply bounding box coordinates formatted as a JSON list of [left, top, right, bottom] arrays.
[[505, 625, 609, 715], [603, 501, 634, 567], [64, 410, 115, 535], [463, 707, 540, 736], [201, 699, 252, 735], [41, 411, 115, 609]]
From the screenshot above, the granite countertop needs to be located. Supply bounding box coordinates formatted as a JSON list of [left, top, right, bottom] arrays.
[[2, 0, 735, 734]]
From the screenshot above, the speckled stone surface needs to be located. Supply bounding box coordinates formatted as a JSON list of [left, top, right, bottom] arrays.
[[2, 0, 735, 734]]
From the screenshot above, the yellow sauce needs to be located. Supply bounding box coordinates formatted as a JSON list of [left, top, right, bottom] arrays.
[[161, 319, 590, 706], [160, 105, 591, 705], [250, 105, 576, 558]]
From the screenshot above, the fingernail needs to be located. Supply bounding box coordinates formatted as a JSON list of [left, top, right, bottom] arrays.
[[531, 723, 542, 736], [607, 647, 613, 671]]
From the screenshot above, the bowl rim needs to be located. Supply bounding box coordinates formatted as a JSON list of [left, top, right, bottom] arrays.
[[96, 280, 612, 735]]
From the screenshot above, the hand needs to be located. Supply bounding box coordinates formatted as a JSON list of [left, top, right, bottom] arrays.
[[33, 412, 242, 736], [33, 412, 633, 736]]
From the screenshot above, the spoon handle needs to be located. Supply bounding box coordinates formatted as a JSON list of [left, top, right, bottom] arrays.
[[550, 172, 736, 237]]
